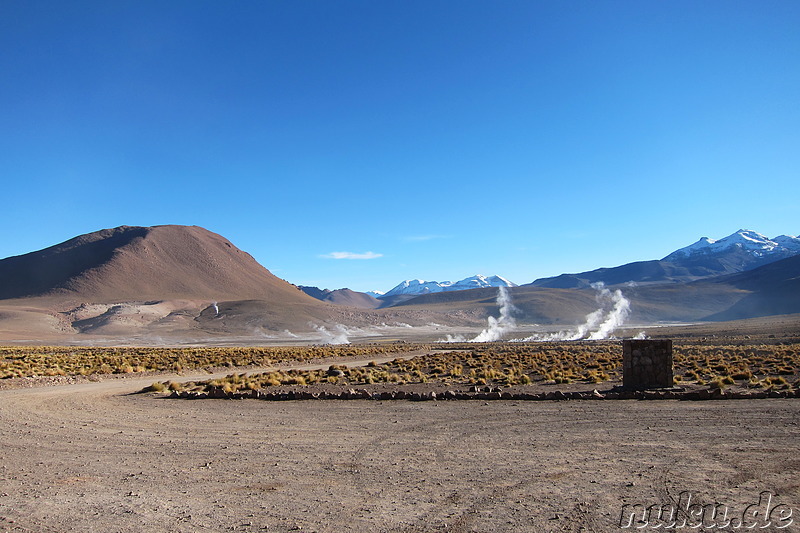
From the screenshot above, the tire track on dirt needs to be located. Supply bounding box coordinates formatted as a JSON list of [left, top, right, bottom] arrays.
[[1, 364, 799, 532], [346, 405, 640, 532]]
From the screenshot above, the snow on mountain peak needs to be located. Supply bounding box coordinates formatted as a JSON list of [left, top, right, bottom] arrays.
[[381, 274, 516, 298], [716, 229, 773, 248], [664, 229, 800, 260], [774, 234, 800, 247]]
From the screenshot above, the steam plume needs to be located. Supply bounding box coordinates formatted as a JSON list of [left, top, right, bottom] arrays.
[[212, 302, 219, 316], [472, 286, 517, 341], [587, 283, 630, 340], [312, 324, 351, 344], [517, 282, 630, 341], [442, 286, 517, 342]]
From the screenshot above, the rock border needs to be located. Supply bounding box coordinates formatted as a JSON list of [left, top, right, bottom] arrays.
[[170, 386, 800, 401]]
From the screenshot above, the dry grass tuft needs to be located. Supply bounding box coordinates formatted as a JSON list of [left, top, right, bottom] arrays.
[[175, 340, 800, 394], [0, 344, 431, 380]]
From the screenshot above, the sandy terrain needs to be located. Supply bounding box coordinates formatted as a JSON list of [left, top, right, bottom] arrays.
[[1, 359, 799, 533]]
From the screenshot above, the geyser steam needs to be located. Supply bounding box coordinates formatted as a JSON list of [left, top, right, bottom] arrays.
[[312, 324, 351, 345], [443, 286, 517, 342], [472, 286, 517, 342], [587, 283, 630, 340], [517, 282, 630, 341]]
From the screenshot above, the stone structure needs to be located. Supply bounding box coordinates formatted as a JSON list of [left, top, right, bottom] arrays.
[[623, 339, 673, 389]]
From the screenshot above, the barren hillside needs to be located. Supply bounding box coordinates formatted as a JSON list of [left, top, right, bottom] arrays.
[[0, 225, 321, 304]]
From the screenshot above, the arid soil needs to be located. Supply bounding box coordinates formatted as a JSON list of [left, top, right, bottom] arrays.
[[1, 363, 799, 532]]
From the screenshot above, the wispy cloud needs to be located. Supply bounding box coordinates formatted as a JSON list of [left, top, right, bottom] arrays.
[[321, 251, 383, 260]]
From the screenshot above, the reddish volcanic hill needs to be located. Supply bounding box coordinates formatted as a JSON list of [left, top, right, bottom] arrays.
[[0, 225, 320, 304]]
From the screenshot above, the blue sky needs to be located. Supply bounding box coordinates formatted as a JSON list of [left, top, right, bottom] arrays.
[[2, 1, 798, 293]]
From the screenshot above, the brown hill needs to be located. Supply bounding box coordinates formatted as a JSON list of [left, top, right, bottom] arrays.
[[0, 225, 323, 304], [322, 289, 381, 309], [0, 225, 469, 341], [299, 287, 382, 309], [700, 254, 800, 320]]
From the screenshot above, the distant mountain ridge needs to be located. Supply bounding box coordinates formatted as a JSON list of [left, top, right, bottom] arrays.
[[302, 230, 799, 305], [299, 286, 381, 309], [301, 275, 516, 308], [530, 229, 799, 289], [381, 275, 516, 298], [393, 252, 800, 324], [663, 229, 800, 262]]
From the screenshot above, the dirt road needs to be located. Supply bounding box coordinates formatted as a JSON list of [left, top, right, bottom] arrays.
[[1, 369, 799, 532]]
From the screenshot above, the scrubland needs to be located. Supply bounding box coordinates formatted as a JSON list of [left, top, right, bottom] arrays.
[[145, 341, 800, 395], [0, 343, 429, 381], [2, 339, 794, 396]]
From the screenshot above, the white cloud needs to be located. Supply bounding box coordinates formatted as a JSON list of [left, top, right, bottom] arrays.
[[321, 251, 383, 260]]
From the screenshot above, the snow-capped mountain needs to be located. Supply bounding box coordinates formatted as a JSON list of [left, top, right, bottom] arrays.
[[531, 229, 800, 289], [381, 275, 516, 298], [664, 229, 800, 261]]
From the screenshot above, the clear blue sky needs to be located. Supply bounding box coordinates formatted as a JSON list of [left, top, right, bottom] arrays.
[[2, 1, 798, 293]]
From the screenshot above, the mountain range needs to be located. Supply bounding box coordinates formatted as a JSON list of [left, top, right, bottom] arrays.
[[0, 225, 797, 342], [371, 275, 517, 307], [300, 229, 799, 303], [527, 229, 800, 289], [383, 275, 516, 297]]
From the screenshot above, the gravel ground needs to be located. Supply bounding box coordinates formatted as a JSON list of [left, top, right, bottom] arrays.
[[1, 366, 798, 532]]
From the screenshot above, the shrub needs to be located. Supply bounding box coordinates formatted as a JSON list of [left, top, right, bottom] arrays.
[[709, 378, 725, 390], [145, 382, 166, 393]]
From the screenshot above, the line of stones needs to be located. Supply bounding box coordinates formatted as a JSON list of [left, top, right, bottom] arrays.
[[171, 386, 800, 401]]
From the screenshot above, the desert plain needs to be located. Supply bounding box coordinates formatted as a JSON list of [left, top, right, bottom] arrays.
[[0, 316, 799, 533]]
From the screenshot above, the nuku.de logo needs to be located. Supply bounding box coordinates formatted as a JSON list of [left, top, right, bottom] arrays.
[[619, 491, 794, 529]]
